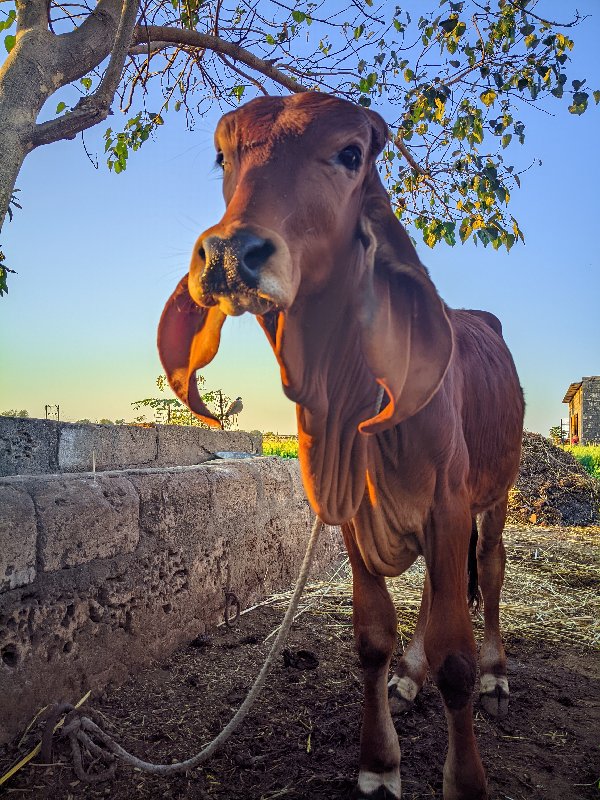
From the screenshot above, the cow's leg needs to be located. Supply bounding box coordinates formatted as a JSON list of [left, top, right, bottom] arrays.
[[343, 525, 401, 800], [388, 571, 430, 714], [425, 508, 488, 800], [476, 499, 509, 717]]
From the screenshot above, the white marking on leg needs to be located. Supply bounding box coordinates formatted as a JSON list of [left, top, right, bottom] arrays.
[[480, 673, 509, 695], [358, 769, 401, 797], [388, 674, 419, 702]]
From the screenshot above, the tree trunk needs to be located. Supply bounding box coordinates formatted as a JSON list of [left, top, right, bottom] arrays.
[[0, 0, 122, 232], [0, 29, 52, 230]]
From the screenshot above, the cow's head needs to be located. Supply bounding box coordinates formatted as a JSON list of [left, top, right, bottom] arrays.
[[158, 93, 453, 520]]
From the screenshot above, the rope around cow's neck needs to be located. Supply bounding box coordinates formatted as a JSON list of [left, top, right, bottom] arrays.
[[42, 514, 325, 781]]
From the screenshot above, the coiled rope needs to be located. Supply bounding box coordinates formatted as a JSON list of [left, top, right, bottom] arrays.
[[41, 515, 325, 782]]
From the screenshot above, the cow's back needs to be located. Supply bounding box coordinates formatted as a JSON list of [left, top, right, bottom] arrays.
[[449, 308, 524, 512]]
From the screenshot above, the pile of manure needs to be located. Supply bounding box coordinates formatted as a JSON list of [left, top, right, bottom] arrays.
[[507, 431, 600, 526]]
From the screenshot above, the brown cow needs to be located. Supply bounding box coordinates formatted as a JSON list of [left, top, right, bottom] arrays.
[[158, 92, 524, 800]]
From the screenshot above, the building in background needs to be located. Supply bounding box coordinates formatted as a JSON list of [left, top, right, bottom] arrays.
[[562, 376, 600, 444]]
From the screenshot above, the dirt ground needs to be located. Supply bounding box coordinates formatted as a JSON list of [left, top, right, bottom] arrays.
[[2, 527, 599, 800]]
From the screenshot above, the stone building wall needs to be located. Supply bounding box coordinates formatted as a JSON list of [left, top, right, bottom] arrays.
[[582, 376, 600, 444]]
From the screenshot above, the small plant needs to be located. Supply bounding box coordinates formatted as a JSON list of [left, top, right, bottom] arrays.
[[131, 375, 236, 429]]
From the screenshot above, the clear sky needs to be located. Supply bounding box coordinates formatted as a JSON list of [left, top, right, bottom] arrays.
[[1, 1, 599, 435]]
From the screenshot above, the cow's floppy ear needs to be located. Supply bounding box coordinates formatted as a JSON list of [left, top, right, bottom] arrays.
[[157, 275, 227, 428], [357, 171, 454, 434]]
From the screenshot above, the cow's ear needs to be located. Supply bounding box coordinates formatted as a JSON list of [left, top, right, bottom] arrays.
[[357, 170, 454, 434], [157, 275, 227, 428]]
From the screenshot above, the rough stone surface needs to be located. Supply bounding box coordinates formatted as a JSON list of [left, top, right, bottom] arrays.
[[154, 425, 261, 467], [58, 424, 157, 472], [0, 417, 59, 476], [0, 417, 263, 476], [26, 475, 140, 571], [0, 458, 343, 745], [0, 485, 37, 592]]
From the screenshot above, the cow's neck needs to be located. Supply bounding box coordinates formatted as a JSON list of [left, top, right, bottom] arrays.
[[278, 284, 380, 525]]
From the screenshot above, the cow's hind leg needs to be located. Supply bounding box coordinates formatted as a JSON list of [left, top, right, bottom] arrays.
[[388, 571, 430, 714], [476, 499, 510, 717], [343, 525, 401, 800], [425, 506, 488, 800]]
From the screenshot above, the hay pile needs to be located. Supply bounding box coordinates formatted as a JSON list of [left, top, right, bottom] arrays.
[[507, 431, 600, 526]]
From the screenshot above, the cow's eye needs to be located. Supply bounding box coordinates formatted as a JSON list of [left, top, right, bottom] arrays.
[[216, 151, 225, 169], [338, 145, 363, 171]]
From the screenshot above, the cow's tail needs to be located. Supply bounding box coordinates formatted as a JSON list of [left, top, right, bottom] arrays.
[[467, 518, 481, 611]]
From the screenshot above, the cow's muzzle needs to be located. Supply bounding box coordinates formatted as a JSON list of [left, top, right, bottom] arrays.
[[190, 227, 297, 316]]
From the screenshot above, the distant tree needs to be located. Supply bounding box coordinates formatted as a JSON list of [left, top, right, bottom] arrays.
[[132, 374, 236, 429], [1, 408, 29, 417], [549, 424, 564, 444], [1, 0, 598, 293]]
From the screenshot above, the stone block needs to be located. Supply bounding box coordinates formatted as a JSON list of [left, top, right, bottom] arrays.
[[30, 475, 140, 571], [154, 426, 262, 467], [0, 485, 37, 591], [0, 417, 58, 476], [58, 423, 157, 472]]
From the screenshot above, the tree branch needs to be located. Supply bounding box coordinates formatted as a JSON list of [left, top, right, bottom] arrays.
[[16, 0, 49, 32], [30, 0, 139, 148], [394, 135, 427, 175], [131, 25, 308, 93]]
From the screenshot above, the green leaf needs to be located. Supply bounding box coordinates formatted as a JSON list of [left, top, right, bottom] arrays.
[[0, 10, 16, 32], [81, 77, 92, 90], [594, 90, 600, 105], [354, 24, 364, 40], [501, 133, 512, 149], [480, 89, 497, 107], [439, 17, 458, 34], [291, 10, 305, 23], [4, 34, 15, 53], [55, 101, 67, 114]]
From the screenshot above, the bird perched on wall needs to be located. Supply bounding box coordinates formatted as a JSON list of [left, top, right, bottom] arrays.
[[224, 397, 243, 417]]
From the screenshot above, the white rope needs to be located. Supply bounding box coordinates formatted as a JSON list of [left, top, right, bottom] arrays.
[[50, 516, 325, 780]]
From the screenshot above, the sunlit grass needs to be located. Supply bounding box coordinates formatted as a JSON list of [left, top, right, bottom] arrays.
[[262, 434, 299, 458], [565, 444, 600, 481]]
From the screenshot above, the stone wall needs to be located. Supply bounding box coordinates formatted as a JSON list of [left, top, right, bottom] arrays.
[[0, 458, 343, 745], [582, 377, 600, 445], [0, 417, 262, 476]]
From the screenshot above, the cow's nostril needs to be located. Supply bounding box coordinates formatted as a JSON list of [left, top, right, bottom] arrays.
[[239, 238, 275, 288], [244, 241, 275, 273], [198, 245, 206, 262]]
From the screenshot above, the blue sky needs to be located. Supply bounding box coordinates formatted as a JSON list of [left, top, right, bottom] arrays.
[[1, 2, 598, 435]]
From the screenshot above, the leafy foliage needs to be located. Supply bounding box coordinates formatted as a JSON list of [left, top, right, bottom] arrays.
[[0, 0, 598, 305], [0, 408, 30, 417], [81, 0, 599, 254], [131, 374, 236, 428]]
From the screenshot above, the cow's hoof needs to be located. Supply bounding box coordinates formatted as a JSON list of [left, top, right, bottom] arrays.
[[351, 788, 400, 800], [479, 673, 509, 718], [388, 675, 419, 715], [352, 769, 401, 799]]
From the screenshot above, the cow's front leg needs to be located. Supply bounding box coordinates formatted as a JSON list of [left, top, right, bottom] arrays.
[[343, 525, 401, 800], [425, 509, 488, 800]]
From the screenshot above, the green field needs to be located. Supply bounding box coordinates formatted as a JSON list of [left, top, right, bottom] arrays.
[[565, 444, 600, 481], [262, 434, 299, 459]]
